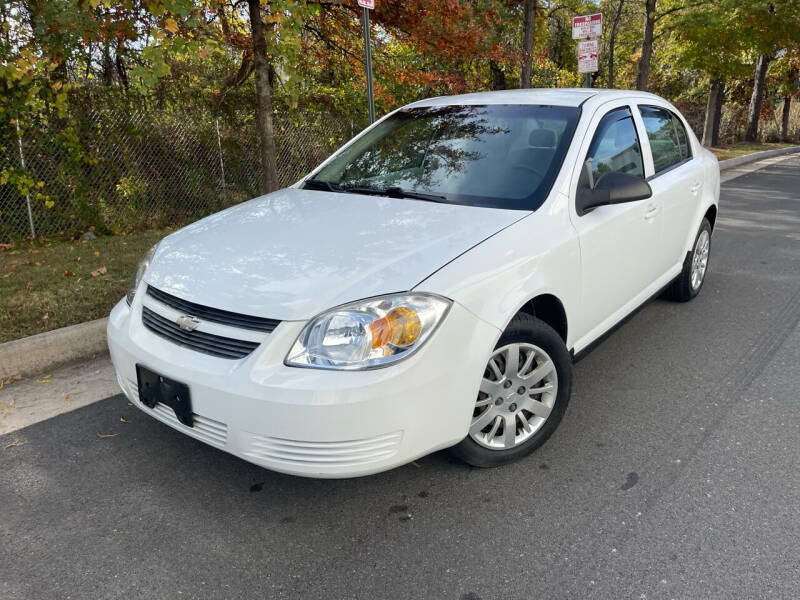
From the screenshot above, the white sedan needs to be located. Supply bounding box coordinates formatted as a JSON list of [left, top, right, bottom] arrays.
[[108, 89, 719, 478]]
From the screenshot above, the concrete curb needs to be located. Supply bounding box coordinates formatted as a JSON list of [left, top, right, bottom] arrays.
[[718, 146, 800, 171], [0, 317, 108, 380], [2, 146, 798, 380]]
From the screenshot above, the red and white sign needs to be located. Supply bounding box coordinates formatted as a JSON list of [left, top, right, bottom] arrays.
[[572, 13, 602, 39], [577, 39, 599, 74], [358, 0, 375, 9]]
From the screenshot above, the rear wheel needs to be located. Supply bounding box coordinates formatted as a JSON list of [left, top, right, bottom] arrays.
[[451, 313, 572, 468], [663, 217, 712, 302]]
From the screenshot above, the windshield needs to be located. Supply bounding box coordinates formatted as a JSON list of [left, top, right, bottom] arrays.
[[307, 104, 581, 210]]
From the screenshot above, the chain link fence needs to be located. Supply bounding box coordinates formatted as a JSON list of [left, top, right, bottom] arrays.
[[0, 107, 354, 241]]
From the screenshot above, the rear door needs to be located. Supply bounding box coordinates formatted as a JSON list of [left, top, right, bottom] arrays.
[[637, 105, 704, 271], [569, 103, 664, 346]]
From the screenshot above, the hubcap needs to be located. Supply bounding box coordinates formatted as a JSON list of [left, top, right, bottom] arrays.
[[470, 343, 558, 450], [691, 230, 710, 291]]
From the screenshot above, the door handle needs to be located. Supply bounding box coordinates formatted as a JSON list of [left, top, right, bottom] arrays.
[[690, 182, 702, 194], [644, 203, 659, 220]]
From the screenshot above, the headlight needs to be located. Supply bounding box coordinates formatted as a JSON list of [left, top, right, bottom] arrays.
[[126, 243, 159, 305], [286, 293, 451, 370]]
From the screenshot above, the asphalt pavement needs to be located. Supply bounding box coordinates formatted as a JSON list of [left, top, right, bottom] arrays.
[[2, 156, 800, 600]]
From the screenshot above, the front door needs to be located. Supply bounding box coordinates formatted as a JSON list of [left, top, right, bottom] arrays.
[[569, 103, 664, 348]]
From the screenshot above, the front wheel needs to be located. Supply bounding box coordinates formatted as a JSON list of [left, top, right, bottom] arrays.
[[663, 217, 712, 302], [450, 313, 572, 468]]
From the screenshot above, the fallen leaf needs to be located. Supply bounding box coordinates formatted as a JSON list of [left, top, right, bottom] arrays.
[[4, 439, 27, 449], [96, 432, 119, 439], [91, 265, 107, 277], [93, 250, 100, 256], [165, 17, 178, 33], [36, 374, 52, 384], [26, 282, 33, 292], [0, 374, 22, 389], [120, 417, 128, 423], [411, 461, 421, 468], [63, 269, 75, 277], [65, 395, 72, 402]]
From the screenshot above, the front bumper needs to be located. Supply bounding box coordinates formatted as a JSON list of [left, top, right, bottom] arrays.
[[107, 293, 499, 478]]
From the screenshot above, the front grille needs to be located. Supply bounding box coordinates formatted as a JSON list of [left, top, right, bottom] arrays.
[[142, 306, 260, 359], [147, 285, 280, 333]]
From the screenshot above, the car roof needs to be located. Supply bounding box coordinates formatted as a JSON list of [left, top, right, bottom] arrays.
[[406, 88, 666, 109]]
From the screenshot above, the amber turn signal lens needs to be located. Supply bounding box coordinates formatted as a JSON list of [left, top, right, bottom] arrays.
[[369, 306, 422, 349]]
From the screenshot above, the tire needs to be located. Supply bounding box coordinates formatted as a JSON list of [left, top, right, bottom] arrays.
[[663, 217, 712, 302], [450, 313, 572, 468]]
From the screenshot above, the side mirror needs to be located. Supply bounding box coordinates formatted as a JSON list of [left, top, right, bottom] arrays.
[[576, 171, 652, 215]]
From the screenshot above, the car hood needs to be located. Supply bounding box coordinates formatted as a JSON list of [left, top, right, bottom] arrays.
[[144, 188, 526, 320]]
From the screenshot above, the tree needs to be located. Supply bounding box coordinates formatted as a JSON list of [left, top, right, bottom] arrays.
[[635, 0, 656, 90], [247, 0, 278, 193], [769, 48, 800, 141], [666, 0, 747, 146], [740, 0, 800, 141], [745, 53, 771, 141], [606, 0, 626, 88], [701, 80, 725, 146], [520, 0, 536, 88]]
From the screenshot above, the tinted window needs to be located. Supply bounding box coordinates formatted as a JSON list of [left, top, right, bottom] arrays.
[[673, 114, 691, 161], [639, 106, 687, 173], [309, 104, 581, 210], [585, 107, 644, 184]]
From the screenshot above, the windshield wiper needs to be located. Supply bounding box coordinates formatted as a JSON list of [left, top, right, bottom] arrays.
[[303, 178, 343, 192], [342, 185, 448, 203]]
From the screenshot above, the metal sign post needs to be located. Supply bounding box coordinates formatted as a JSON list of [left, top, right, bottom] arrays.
[[572, 13, 601, 88], [359, 0, 376, 124], [15, 116, 36, 239]]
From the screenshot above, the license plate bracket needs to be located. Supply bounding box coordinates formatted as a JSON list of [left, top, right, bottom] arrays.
[[136, 364, 193, 427]]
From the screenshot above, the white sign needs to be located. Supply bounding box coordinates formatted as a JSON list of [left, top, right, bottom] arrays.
[[577, 40, 598, 74], [572, 13, 602, 39], [358, 0, 375, 9]]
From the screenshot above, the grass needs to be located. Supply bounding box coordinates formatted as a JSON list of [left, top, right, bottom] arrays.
[[0, 230, 170, 344], [709, 141, 796, 162]]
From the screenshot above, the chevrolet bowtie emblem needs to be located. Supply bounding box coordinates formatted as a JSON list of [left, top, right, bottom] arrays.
[[176, 315, 201, 332]]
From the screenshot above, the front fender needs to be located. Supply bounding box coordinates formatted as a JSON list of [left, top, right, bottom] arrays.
[[413, 194, 581, 351]]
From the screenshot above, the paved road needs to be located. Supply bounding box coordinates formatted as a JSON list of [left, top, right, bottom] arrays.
[[3, 156, 800, 600]]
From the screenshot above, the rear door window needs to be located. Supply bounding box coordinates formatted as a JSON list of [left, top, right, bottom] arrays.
[[672, 114, 691, 161], [638, 106, 690, 174]]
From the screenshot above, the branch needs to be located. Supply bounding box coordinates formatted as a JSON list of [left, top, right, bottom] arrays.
[[303, 23, 363, 63], [654, 1, 708, 22]]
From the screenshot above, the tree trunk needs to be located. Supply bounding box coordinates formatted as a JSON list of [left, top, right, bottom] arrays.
[[248, 0, 279, 194], [711, 81, 725, 147], [115, 39, 128, 88], [490, 60, 506, 90], [702, 78, 724, 147], [745, 53, 770, 142], [781, 96, 791, 142], [607, 0, 625, 88], [102, 39, 114, 86], [636, 0, 656, 91], [520, 0, 535, 89]]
